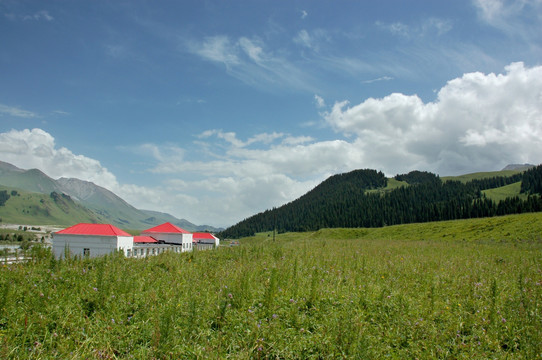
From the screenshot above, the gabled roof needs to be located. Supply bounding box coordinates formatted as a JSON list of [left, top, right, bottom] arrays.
[[133, 236, 158, 243], [142, 222, 191, 234], [56, 223, 131, 237], [192, 232, 216, 240]]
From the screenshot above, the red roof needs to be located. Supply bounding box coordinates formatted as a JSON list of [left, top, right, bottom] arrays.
[[56, 223, 131, 237], [133, 236, 158, 243], [193, 232, 216, 240], [142, 222, 190, 234]]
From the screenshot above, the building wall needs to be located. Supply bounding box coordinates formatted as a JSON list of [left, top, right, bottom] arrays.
[[141, 232, 193, 252], [52, 234, 134, 259]]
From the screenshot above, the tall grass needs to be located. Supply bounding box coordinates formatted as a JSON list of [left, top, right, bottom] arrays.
[[0, 213, 541, 358]]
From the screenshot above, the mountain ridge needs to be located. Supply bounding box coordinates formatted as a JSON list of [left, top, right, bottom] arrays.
[[0, 161, 221, 231]]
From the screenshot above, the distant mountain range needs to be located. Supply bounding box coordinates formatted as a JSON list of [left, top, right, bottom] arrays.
[[0, 161, 221, 232]]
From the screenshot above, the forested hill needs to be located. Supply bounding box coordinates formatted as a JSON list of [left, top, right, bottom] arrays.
[[219, 165, 542, 239]]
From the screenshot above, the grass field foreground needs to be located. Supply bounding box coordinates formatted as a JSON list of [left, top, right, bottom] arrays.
[[0, 213, 541, 358]]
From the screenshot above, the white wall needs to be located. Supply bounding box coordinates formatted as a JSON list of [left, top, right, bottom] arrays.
[[141, 232, 193, 252], [52, 234, 134, 259]]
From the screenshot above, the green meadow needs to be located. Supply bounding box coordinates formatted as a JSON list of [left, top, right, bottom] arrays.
[[1, 213, 541, 358]]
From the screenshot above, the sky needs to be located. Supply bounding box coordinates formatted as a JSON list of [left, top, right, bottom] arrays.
[[1, 0, 541, 228]]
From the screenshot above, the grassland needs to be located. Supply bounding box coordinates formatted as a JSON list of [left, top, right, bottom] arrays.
[[0, 185, 106, 226], [1, 213, 541, 358]]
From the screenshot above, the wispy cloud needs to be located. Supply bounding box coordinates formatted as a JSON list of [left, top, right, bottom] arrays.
[[376, 17, 453, 38], [0, 104, 38, 118], [362, 76, 394, 84], [23, 10, 53, 21], [473, 0, 542, 44], [187, 35, 315, 92]]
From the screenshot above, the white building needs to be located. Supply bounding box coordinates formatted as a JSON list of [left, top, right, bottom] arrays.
[[53, 222, 199, 259], [192, 232, 220, 250], [141, 222, 193, 252], [53, 223, 134, 259]]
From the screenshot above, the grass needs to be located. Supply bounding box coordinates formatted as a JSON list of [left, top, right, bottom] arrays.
[[483, 181, 527, 202], [441, 169, 525, 183], [0, 185, 105, 226], [0, 213, 541, 358]]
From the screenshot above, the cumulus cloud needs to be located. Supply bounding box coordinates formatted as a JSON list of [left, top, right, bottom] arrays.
[[0, 129, 118, 190], [325, 62, 542, 174]]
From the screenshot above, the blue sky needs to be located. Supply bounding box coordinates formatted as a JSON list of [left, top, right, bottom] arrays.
[[1, 0, 541, 227]]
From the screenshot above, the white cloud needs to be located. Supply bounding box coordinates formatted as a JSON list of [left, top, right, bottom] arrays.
[[294, 29, 313, 48], [362, 76, 394, 84], [301, 10, 308, 19], [0, 128, 118, 190], [314, 94, 325, 108], [187, 35, 315, 92], [473, 0, 542, 43], [325, 62, 542, 175], [0, 104, 38, 118], [22, 10, 53, 22], [376, 17, 452, 38], [188, 36, 240, 68]]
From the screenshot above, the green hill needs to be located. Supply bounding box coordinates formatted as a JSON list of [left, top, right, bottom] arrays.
[[0, 185, 107, 225], [219, 166, 542, 239], [0, 161, 222, 231]]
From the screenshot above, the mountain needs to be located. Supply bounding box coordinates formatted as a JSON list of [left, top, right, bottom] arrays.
[[219, 166, 542, 239], [0, 161, 221, 231], [0, 186, 108, 225], [501, 163, 535, 171]]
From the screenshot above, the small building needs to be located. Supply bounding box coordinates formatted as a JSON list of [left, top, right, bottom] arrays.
[[53, 223, 133, 259], [192, 232, 220, 250], [132, 235, 182, 258], [141, 222, 193, 252]]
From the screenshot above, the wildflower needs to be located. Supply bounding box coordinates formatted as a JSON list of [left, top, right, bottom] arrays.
[[248, 308, 254, 313], [227, 293, 233, 299], [501, 317, 506, 323], [289, 299, 295, 303], [257, 347, 263, 352], [93, 287, 98, 292], [272, 314, 278, 319]]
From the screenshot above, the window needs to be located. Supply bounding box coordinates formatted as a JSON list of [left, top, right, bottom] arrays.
[[83, 248, 90, 257], [126, 249, 131, 257]]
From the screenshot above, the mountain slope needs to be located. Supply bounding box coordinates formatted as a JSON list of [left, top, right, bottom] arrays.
[[0, 161, 220, 231], [219, 166, 542, 238], [0, 185, 108, 225]]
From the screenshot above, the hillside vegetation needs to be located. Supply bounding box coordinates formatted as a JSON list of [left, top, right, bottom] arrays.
[[0, 186, 106, 225], [1, 213, 541, 358], [220, 165, 542, 239], [0, 161, 221, 231]]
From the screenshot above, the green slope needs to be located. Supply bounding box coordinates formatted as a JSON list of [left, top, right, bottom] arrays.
[[244, 212, 542, 243], [0, 185, 107, 225], [441, 169, 525, 183]]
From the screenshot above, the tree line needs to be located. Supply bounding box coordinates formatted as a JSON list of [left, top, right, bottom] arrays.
[[219, 166, 542, 239]]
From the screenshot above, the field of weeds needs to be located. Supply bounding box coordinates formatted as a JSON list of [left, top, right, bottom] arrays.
[[1, 213, 541, 358]]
